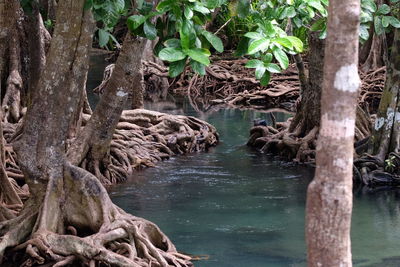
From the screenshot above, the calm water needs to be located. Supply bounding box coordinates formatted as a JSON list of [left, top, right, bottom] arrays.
[[109, 101, 400, 267], [87, 55, 400, 267]]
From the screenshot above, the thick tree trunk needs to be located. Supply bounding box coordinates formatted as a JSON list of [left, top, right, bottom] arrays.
[[1, 1, 191, 266], [306, 0, 361, 266]]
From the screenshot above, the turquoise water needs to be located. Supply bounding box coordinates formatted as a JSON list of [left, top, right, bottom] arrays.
[[109, 101, 400, 267]]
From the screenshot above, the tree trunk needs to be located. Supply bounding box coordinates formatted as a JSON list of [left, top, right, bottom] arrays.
[[306, 0, 361, 266], [68, 33, 147, 181], [289, 32, 324, 136], [1, 1, 191, 266], [369, 28, 400, 160]]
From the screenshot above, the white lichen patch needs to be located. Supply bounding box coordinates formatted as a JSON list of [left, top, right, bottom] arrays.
[[374, 117, 385, 130], [333, 64, 361, 93], [319, 113, 355, 139], [395, 112, 400, 122], [116, 88, 128, 97], [385, 108, 394, 130]]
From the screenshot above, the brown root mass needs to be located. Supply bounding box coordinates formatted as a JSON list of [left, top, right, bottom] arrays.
[[0, 163, 194, 267], [80, 109, 218, 184], [3, 109, 218, 186]]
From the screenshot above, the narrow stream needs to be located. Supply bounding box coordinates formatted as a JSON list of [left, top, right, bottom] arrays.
[[109, 100, 400, 267], [88, 56, 400, 267]]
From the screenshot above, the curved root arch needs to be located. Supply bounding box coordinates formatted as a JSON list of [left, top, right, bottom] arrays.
[[0, 164, 193, 267]]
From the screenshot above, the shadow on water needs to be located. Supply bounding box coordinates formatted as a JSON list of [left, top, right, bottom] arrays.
[[86, 56, 400, 267]]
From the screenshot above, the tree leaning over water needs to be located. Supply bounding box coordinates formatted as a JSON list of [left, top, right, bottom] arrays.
[[306, 0, 361, 266], [0, 1, 194, 266]]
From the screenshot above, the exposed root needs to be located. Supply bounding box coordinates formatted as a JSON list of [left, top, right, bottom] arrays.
[[354, 152, 400, 186], [85, 109, 218, 184], [0, 164, 193, 266], [248, 106, 372, 163], [2, 109, 218, 185]]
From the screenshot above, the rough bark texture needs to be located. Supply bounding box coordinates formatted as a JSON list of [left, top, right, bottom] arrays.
[[306, 0, 361, 266], [289, 32, 324, 135], [68, 33, 147, 170], [370, 29, 400, 159], [354, 28, 400, 186], [0, 1, 193, 266]]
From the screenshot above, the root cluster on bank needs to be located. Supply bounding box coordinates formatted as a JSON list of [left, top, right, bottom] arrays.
[[3, 109, 218, 185], [81, 109, 218, 184]]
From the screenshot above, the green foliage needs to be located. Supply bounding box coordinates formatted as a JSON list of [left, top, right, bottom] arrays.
[[84, 0, 129, 48], [360, 0, 400, 42], [146, 0, 226, 77], [385, 155, 397, 172]]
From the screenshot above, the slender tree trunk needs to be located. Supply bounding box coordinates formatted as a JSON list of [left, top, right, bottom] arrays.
[[289, 32, 324, 136], [306, 0, 361, 266], [68, 33, 147, 179], [369, 28, 400, 159]]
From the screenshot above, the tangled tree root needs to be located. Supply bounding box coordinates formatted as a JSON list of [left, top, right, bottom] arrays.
[[354, 152, 400, 186], [3, 109, 218, 185], [80, 109, 218, 184], [0, 163, 193, 267], [247, 106, 372, 163]]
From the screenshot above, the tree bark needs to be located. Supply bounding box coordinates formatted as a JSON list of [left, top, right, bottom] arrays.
[[306, 0, 361, 266], [289, 32, 324, 136], [68, 33, 147, 170], [369, 28, 400, 160]]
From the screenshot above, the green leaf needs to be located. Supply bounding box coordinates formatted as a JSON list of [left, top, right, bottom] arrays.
[[164, 38, 181, 48], [234, 38, 249, 57], [248, 38, 270, 55], [265, 63, 281, 73], [190, 60, 206, 75], [244, 32, 264, 40], [144, 20, 157, 40], [114, 0, 125, 12], [184, 6, 193, 19], [272, 47, 289, 69], [260, 72, 271, 86], [127, 15, 146, 31], [156, 0, 174, 12], [388, 16, 400, 28], [310, 18, 326, 31], [185, 48, 210, 65], [245, 59, 264, 69], [374, 16, 385, 35], [98, 29, 110, 47], [255, 65, 266, 79], [359, 24, 370, 41], [273, 37, 293, 50], [202, 31, 224, 52], [362, 0, 377, 12], [382, 16, 391, 27], [261, 53, 273, 64], [279, 6, 296, 19], [193, 3, 210, 14], [206, 0, 220, 9], [285, 36, 303, 52], [169, 59, 187, 77], [180, 19, 196, 50], [307, 0, 325, 13], [159, 47, 186, 62], [377, 4, 390, 15]]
